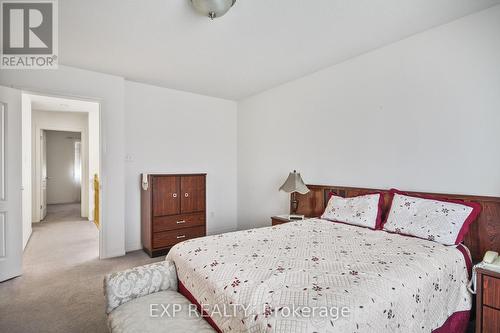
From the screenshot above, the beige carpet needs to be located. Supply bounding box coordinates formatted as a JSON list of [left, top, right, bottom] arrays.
[[0, 204, 162, 333]]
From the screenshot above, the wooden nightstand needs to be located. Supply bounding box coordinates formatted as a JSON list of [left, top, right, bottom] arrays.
[[271, 215, 292, 226], [476, 267, 500, 333]]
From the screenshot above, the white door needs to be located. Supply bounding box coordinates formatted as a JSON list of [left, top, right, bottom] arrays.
[[0, 85, 22, 282], [40, 130, 47, 220]]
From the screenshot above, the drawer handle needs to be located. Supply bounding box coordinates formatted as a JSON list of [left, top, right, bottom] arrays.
[[184, 193, 189, 197], [176, 235, 186, 239], [176, 220, 186, 224], [172, 193, 178, 198]]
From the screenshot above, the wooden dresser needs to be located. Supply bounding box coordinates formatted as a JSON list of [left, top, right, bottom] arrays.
[[141, 173, 206, 257], [476, 267, 500, 333]]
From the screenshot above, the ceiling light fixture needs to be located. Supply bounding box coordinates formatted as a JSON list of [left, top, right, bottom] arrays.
[[190, 0, 236, 20]]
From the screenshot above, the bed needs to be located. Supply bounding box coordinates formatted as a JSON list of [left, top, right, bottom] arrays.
[[166, 185, 500, 333], [166, 219, 471, 332]]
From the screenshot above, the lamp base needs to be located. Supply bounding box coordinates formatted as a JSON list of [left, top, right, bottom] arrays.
[[291, 192, 299, 214]]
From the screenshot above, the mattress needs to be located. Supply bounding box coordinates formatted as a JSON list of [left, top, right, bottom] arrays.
[[166, 218, 471, 332]]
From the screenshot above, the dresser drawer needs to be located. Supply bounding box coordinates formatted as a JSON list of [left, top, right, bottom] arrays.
[[483, 275, 500, 309], [153, 213, 205, 232], [153, 226, 206, 249], [482, 306, 500, 333]]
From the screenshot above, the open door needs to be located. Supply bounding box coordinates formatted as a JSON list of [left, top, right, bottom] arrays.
[[0, 85, 23, 282], [40, 130, 47, 220]]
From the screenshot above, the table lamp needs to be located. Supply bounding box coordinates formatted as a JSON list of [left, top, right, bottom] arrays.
[[279, 170, 310, 215]]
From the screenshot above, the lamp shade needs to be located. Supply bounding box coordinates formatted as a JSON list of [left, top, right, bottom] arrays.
[[279, 171, 309, 195]]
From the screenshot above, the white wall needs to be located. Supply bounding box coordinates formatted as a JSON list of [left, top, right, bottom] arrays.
[[237, 6, 500, 229], [45, 131, 81, 204], [21, 94, 31, 250], [32, 111, 89, 220], [0, 66, 126, 258], [124, 81, 237, 251]]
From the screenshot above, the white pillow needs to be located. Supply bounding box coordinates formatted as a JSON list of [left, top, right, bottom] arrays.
[[383, 192, 481, 245], [321, 193, 383, 229]]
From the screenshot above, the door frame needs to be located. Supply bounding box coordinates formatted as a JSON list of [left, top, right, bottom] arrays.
[[23, 90, 104, 258], [34, 126, 86, 220], [40, 129, 47, 220]]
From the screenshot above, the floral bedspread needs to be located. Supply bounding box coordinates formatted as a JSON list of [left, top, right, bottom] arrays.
[[166, 219, 471, 333]]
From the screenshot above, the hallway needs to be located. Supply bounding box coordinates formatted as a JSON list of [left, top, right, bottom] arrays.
[[32, 203, 99, 270], [0, 204, 160, 333]]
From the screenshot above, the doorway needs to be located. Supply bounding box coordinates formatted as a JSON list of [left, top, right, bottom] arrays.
[[23, 93, 101, 258], [43, 130, 82, 222], [0, 87, 103, 283]]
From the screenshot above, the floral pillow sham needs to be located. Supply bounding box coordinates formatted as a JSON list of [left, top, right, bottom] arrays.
[[321, 192, 384, 229], [383, 190, 481, 245]]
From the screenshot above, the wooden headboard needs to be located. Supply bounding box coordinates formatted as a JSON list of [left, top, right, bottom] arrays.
[[294, 184, 500, 263]]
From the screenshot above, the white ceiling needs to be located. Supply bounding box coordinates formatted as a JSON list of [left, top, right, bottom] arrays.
[[60, 0, 500, 100]]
